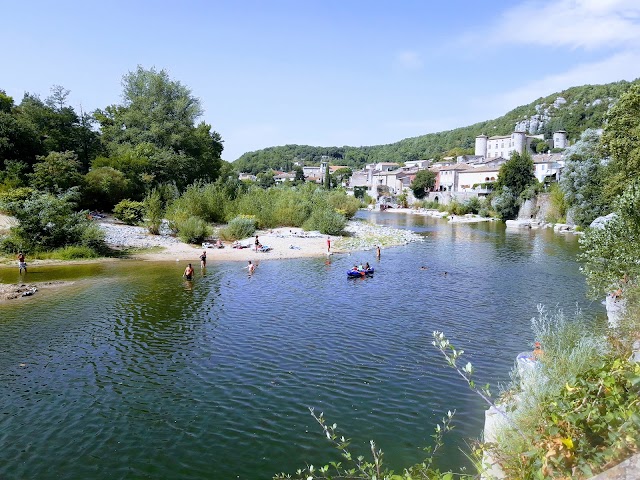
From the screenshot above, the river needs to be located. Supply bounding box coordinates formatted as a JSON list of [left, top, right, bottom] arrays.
[[0, 212, 604, 479]]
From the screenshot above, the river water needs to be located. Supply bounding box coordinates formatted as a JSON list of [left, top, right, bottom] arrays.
[[0, 212, 604, 479]]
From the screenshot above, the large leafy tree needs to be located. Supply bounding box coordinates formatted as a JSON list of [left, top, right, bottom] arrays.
[[410, 170, 436, 199], [0, 91, 44, 176], [30, 151, 83, 193], [491, 151, 536, 220], [601, 83, 640, 201], [94, 66, 223, 191], [495, 151, 536, 197], [559, 129, 608, 227]]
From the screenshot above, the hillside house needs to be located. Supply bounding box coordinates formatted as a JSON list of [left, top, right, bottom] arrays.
[[532, 153, 564, 183]]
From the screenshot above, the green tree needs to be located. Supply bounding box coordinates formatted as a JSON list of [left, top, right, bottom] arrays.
[[332, 167, 352, 186], [495, 151, 536, 198], [559, 129, 608, 227], [256, 170, 275, 188], [293, 165, 305, 183], [94, 66, 224, 190], [579, 180, 640, 296], [82, 166, 131, 210], [601, 83, 640, 201], [30, 151, 83, 193], [323, 163, 330, 189], [410, 169, 436, 199]]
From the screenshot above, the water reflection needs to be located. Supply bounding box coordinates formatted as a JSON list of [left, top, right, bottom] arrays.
[[0, 213, 603, 479]]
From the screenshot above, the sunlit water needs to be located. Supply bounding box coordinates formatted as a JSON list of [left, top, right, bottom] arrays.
[[0, 212, 604, 479]]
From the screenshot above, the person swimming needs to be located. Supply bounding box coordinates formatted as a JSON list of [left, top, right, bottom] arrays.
[[246, 260, 256, 274], [183, 263, 194, 280]]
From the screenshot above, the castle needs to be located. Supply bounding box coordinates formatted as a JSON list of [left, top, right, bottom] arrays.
[[474, 130, 567, 159]]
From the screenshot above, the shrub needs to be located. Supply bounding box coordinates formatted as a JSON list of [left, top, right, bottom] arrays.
[[82, 166, 131, 210], [2, 190, 105, 251], [43, 245, 100, 260], [220, 216, 256, 241], [325, 190, 361, 219], [491, 186, 518, 220], [464, 196, 482, 214], [447, 200, 469, 215], [304, 207, 346, 235], [0, 187, 36, 206], [143, 189, 163, 235], [174, 216, 212, 243], [113, 199, 145, 225]]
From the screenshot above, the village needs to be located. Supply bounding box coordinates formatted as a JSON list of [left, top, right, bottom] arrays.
[[239, 129, 570, 209]]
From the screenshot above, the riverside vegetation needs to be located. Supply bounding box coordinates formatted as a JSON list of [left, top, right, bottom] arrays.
[[3, 67, 640, 478]]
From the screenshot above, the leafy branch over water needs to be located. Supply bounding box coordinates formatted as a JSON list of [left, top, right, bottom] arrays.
[[274, 407, 462, 480]]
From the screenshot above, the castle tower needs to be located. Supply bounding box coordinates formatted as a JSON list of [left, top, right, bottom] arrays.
[[553, 130, 567, 149], [512, 131, 526, 155], [475, 134, 488, 157], [320, 159, 329, 184]]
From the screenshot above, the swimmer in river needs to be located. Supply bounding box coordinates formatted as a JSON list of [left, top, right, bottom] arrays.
[[183, 263, 194, 280]]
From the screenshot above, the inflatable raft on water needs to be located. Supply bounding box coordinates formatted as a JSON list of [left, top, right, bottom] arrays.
[[347, 268, 375, 278]]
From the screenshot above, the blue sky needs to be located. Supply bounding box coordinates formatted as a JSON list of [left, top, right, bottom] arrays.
[[3, 0, 640, 161]]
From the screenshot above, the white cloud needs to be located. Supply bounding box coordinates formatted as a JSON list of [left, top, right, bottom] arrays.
[[491, 0, 640, 50], [395, 51, 423, 70], [476, 50, 640, 115]]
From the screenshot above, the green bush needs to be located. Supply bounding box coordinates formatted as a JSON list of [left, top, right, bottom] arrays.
[[1, 190, 105, 251], [174, 216, 212, 243], [166, 182, 227, 225], [325, 190, 361, 219], [0, 187, 36, 206], [464, 196, 482, 214], [447, 200, 469, 215], [82, 166, 132, 210], [113, 199, 145, 225], [304, 207, 346, 235], [42, 245, 100, 260], [143, 189, 164, 235], [220, 216, 256, 241]]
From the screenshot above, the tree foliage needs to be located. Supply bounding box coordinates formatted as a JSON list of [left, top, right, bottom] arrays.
[[94, 66, 224, 191], [559, 129, 608, 227], [0, 190, 104, 252], [601, 83, 640, 201], [579, 181, 640, 296], [30, 151, 83, 193], [410, 170, 436, 199]]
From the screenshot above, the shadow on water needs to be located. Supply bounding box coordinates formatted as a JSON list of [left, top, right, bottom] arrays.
[[0, 213, 603, 479]]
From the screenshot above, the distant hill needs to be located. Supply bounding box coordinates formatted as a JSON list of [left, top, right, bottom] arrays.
[[233, 79, 640, 174]]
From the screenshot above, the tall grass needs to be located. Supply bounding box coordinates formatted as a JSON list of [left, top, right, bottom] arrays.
[[492, 306, 609, 476], [168, 182, 356, 235]]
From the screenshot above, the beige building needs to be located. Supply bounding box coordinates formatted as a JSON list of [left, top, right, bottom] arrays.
[[457, 166, 500, 193]]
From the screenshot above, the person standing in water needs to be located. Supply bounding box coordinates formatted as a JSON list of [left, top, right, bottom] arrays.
[[183, 263, 194, 280], [17, 252, 27, 274], [200, 251, 207, 269], [376, 245, 381, 258], [246, 260, 256, 274], [326, 236, 331, 253]]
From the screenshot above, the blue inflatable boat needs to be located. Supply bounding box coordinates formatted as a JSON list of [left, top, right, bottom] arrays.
[[347, 268, 375, 278]]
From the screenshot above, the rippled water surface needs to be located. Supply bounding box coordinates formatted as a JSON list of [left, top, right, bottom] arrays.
[[0, 212, 604, 479]]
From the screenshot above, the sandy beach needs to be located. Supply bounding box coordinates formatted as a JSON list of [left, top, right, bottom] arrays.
[[0, 213, 421, 268], [132, 227, 338, 262]]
